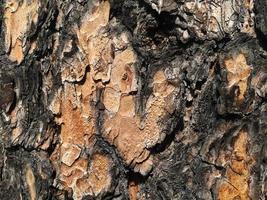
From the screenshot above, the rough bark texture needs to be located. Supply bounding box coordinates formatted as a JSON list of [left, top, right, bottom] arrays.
[[0, 0, 266, 199]]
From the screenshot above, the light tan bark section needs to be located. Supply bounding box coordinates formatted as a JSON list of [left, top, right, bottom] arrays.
[[26, 164, 36, 200], [4, 0, 39, 63], [224, 53, 252, 104], [218, 130, 254, 200]]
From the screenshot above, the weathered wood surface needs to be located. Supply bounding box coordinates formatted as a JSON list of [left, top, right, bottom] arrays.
[[0, 0, 266, 199]]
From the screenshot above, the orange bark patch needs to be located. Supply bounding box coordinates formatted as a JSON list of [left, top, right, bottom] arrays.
[[76, 0, 111, 83], [50, 2, 112, 198], [4, 0, 39, 63], [103, 87, 121, 113], [59, 80, 95, 146], [87, 154, 112, 195], [59, 158, 88, 192], [9, 39, 24, 64], [71, 154, 112, 200], [119, 95, 135, 117], [78, 0, 110, 40], [128, 181, 140, 200], [51, 76, 96, 198], [61, 143, 81, 167], [60, 97, 86, 146], [103, 68, 175, 175], [218, 130, 254, 200], [25, 164, 36, 200], [109, 49, 138, 94], [50, 2, 180, 197], [224, 54, 252, 103], [76, 0, 176, 177]]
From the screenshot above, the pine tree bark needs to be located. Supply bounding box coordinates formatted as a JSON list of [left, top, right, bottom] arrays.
[[0, 0, 266, 199]]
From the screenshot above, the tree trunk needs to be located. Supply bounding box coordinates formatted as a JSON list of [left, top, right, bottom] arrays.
[[0, 0, 266, 199]]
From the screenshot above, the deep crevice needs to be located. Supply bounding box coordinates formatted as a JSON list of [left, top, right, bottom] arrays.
[[150, 117, 184, 154]]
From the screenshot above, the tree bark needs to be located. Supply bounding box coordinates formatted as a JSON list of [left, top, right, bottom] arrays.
[[0, 0, 266, 199]]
